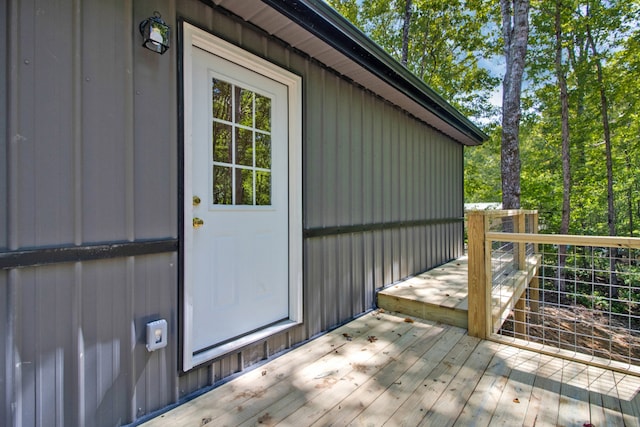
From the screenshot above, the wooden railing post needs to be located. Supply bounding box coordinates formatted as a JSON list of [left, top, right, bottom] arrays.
[[515, 210, 526, 269], [468, 211, 489, 339], [529, 211, 540, 323], [513, 211, 527, 337], [529, 276, 540, 324]]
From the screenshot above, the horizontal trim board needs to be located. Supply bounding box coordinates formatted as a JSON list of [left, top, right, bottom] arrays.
[[0, 239, 179, 269], [303, 217, 463, 238]]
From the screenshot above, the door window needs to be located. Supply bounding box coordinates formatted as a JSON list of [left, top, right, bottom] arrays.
[[211, 79, 272, 206]]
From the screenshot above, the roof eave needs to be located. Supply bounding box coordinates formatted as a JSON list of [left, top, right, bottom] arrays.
[[260, 0, 488, 145]]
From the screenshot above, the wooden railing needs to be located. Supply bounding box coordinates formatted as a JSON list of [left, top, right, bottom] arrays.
[[467, 209, 640, 372], [467, 209, 540, 339]]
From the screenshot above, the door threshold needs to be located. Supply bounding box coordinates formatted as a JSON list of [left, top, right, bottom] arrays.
[[189, 319, 299, 369]]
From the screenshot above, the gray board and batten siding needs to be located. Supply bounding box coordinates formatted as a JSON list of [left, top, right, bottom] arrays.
[[1, 0, 486, 426]]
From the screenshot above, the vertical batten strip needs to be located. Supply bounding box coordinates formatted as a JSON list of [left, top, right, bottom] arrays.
[[72, 0, 83, 247], [7, 0, 19, 251], [354, 87, 366, 311], [362, 91, 374, 301], [71, 0, 85, 424], [73, 263, 84, 427], [418, 128, 425, 271], [381, 104, 391, 285], [8, 270, 21, 427], [124, 0, 135, 242], [0, 1, 6, 250], [391, 112, 399, 281], [122, 3, 136, 417], [6, 0, 19, 426]]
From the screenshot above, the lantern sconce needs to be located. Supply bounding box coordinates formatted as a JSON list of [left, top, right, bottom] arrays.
[[139, 11, 170, 55]]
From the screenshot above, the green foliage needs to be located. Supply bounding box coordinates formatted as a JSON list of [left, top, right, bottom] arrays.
[[464, 125, 501, 202], [326, 0, 502, 119], [515, 0, 640, 236], [540, 246, 640, 319], [574, 291, 610, 311]]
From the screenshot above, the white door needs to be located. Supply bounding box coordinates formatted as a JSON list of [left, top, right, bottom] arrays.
[[186, 45, 290, 360]]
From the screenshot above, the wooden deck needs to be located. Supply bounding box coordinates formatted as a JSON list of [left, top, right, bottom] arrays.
[[377, 257, 469, 329], [143, 312, 640, 427]]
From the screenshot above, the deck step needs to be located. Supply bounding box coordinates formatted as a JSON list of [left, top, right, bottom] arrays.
[[377, 256, 469, 329]]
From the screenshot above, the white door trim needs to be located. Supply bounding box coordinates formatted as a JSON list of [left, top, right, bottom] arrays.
[[182, 23, 303, 371]]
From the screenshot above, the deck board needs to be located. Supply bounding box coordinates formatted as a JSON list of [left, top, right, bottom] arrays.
[[417, 339, 497, 427], [558, 360, 592, 426], [489, 347, 541, 426], [350, 327, 466, 427], [453, 344, 519, 426], [384, 334, 480, 426], [225, 314, 410, 426], [143, 312, 640, 427], [310, 321, 450, 427], [529, 354, 564, 426], [277, 319, 421, 426]]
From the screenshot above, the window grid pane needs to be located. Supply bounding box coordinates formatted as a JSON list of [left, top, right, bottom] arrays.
[[211, 77, 272, 206], [213, 166, 232, 205]]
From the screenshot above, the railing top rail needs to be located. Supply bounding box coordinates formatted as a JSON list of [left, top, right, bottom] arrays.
[[486, 231, 640, 249], [466, 209, 538, 218]]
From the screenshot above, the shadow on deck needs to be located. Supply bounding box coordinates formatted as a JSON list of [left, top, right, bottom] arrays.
[[142, 312, 640, 426]]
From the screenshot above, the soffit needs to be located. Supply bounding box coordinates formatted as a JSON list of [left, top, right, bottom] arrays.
[[209, 0, 486, 146]]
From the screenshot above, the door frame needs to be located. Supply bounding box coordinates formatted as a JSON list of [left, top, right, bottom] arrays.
[[181, 23, 303, 371]]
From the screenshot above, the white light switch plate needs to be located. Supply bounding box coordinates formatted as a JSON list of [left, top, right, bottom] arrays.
[[146, 319, 168, 351]]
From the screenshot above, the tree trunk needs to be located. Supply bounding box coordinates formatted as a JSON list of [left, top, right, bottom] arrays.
[[586, 24, 615, 237], [568, 25, 588, 230], [555, 0, 571, 293], [586, 17, 617, 296], [555, 1, 571, 236], [500, 0, 530, 209], [401, 0, 412, 67], [625, 149, 634, 236]]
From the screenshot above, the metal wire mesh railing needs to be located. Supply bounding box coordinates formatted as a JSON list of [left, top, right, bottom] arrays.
[[484, 213, 527, 286], [468, 209, 640, 372], [498, 241, 640, 367]]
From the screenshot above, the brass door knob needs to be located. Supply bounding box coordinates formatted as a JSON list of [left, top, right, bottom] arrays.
[[193, 217, 204, 229]]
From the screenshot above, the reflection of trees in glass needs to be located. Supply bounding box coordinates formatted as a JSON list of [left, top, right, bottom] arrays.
[[213, 166, 232, 204], [212, 79, 231, 121], [236, 169, 254, 205], [255, 133, 271, 169], [211, 77, 273, 206], [213, 123, 232, 163], [237, 88, 253, 127], [235, 128, 253, 166], [255, 94, 271, 131], [256, 171, 271, 205]]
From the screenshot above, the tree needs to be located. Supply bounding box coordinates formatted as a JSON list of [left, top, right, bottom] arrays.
[[401, 0, 413, 66], [585, 5, 615, 237], [550, 0, 572, 292], [554, 0, 571, 236], [500, 0, 530, 210], [610, 31, 640, 236], [327, 0, 501, 120]]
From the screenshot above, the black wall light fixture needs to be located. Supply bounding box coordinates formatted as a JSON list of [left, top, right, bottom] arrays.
[[139, 11, 170, 54]]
